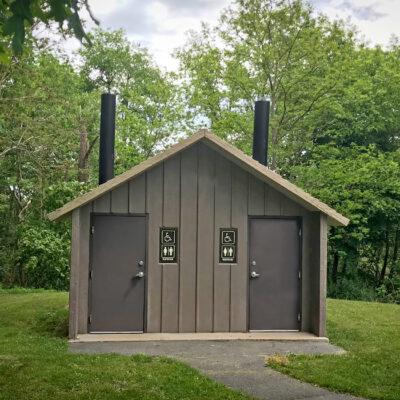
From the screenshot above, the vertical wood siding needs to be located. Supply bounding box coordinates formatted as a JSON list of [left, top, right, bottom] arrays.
[[179, 146, 198, 332], [146, 166, 163, 332], [213, 155, 232, 332], [74, 141, 324, 335], [76, 204, 91, 334], [69, 209, 80, 338], [196, 143, 215, 332], [161, 156, 180, 332]]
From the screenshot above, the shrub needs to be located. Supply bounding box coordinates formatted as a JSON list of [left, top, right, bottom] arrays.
[[17, 225, 70, 290], [328, 275, 377, 302]]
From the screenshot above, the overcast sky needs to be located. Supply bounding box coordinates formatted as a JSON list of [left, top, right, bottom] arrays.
[[75, 0, 400, 70]]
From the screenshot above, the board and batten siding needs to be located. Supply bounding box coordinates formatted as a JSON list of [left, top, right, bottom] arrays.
[[70, 141, 326, 337]]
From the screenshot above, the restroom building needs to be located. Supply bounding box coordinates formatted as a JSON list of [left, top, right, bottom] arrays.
[[49, 129, 349, 340]]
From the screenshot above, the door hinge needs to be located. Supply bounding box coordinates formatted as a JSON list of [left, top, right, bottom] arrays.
[[297, 313, 301, 322], [88, 314, 92, 324], [298, 270, 301, 279], [299, 227, 302, 236], [90, 226, 94, 234], [89, 270, 93, 279]]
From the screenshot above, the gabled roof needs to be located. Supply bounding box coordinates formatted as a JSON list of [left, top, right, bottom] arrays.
[[48, 130, 349, 226]]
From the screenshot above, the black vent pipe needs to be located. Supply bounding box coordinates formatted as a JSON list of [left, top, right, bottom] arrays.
[[252, 99, 270, 166], [99, 93, 116, 185]]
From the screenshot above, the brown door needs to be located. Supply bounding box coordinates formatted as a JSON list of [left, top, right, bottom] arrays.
[[89, 215, 146, 332], [249, 218, 301, 331]]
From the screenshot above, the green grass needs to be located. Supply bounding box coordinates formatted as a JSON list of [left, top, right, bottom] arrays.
[[0, 289, 250, 400], [1, 290, 399, 400], [269, 298, 400, 400]]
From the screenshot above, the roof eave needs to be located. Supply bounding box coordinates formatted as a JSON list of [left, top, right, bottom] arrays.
[[48, 129, 349, 227]]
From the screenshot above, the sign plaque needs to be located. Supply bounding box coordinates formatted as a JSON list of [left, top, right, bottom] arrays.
[[159, 227, 178, 263], [219, 228, 237, 263]]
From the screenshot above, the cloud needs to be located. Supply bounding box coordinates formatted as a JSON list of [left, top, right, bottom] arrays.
[[87, 0, 228, 69], [98, 1, 170, 37], [157, 0, 226, 14], [83, 0, 400, 70], [97, 0, 226, 37], [340, 1, 387, 21]]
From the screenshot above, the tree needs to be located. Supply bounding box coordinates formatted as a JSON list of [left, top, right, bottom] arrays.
[[292, 145, 400, 295], [176, 0, 355, 169], [0, 30, 189, 289], [0, 40, 95, 288], [293, 43, 400, 301], [80, 29, 189, 172], [176, 0, 400, 302], [0, 0, 98, 61]]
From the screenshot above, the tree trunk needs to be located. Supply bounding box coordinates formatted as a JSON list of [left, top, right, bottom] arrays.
[[332, 251, 339, 284], [379, 225, 391, 285], [78, 129, 90, 183], [389, 228, 399, 279]]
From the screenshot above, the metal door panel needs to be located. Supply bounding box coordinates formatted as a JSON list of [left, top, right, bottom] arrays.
[[89, 215, 146, 332], [249, 218, 300, 330]]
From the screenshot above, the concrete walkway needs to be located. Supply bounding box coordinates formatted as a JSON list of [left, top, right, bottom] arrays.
[[70, 340, 365, 400], [73, 331, 328, 342]]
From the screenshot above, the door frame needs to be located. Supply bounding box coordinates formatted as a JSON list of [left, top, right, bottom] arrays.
[[88, 212, 149, 333], [247, 216, 303, 332]]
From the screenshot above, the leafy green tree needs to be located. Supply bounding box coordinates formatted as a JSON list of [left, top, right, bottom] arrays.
[[176, 0, 400, 302], [80, 29, 189, 172], [292, 145, 400, 302], [0, 0, 97, 60], [0, 41, 94, 288], [0, 29, 189, 289], [176, 0, 355, 168]]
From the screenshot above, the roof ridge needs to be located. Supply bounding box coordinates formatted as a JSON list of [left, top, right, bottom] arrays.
[[48, 130, 349, 226]]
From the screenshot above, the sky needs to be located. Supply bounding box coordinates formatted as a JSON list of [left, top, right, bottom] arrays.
[[72, 0, 400, 70]]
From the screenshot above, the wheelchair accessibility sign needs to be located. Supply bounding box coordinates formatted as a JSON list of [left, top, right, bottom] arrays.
[[160, 227, 178, 263], [220, 228, 237, 263]]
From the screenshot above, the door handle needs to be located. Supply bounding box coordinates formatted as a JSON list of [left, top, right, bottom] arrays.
[[135, 271, 145, 278], [250, 271, 260, 278]]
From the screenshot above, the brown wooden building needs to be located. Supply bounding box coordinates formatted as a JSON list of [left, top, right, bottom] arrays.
[[49, 130, 349, 339]]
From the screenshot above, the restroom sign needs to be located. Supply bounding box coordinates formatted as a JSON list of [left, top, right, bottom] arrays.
[[220, 228, 237, 263], [160, 227, 178, 263]]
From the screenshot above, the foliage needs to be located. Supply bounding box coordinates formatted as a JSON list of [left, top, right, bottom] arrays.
[[1, 0, 400, 302], [16, 224, 70, 290], [176, 0, 355, 168], [0, 43, 95, 289], [176, 0, 400, 302], [0, 290, 250, 399], [0, 30, 188, 290], [270, 298, 400, 400], [0, 0, 98, 61], [80, 29, 190, 172]]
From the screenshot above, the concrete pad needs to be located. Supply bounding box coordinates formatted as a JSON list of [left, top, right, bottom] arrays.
[[72, 331, 329, 343], [70, 340, 361, 400]]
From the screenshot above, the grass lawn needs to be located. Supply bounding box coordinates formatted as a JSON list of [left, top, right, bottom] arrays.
[[0, 289, 250, 400], [269, 298, 400, 400], [1, 290, 399, 400]]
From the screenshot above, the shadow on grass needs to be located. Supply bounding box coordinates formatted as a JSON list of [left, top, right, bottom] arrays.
[[34, 307, 69, 338]]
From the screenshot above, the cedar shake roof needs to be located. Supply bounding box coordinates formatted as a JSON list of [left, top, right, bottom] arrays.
[[48, 130, 349, 226]]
